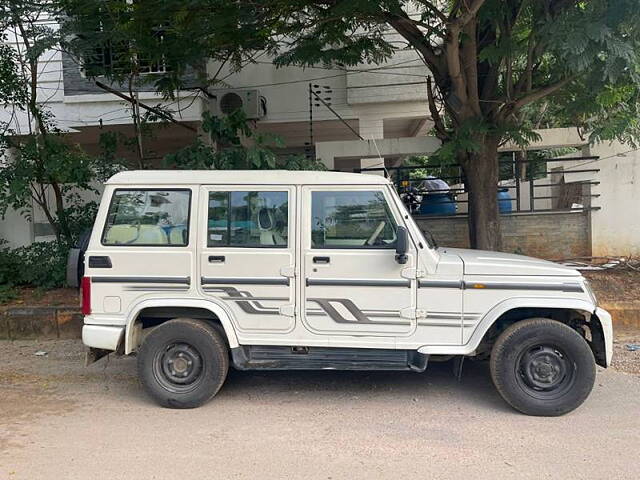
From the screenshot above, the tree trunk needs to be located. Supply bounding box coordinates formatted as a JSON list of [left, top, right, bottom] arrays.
[[50, 181, 72, 243], [462, 136, 502, 251]]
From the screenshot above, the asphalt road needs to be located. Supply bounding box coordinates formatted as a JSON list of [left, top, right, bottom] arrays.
[[1, 339, 639, 480]]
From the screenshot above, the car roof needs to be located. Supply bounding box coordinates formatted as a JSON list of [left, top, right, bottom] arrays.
[[106, 170, 390, 186]]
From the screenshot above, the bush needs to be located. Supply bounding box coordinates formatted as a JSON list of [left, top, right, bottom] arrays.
[[0, 239, 21, 286], [14, 241, 69, 289], [0, 239, 69, 290], [0, 283, 18, 304]]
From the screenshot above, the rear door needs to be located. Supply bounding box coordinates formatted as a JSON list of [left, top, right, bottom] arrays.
[[301, 186, 417, 338], [198, 186, 296, 335], [88, 187, 195, 318]]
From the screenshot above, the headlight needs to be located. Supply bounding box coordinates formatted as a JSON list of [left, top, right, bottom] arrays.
[[583, 279, 598, 307]]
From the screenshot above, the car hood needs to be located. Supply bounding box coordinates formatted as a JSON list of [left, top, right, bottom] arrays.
[[441, 248, 581, 277]]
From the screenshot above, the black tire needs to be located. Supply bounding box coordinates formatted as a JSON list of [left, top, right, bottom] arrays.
[[137, 318, 229, 409], [490, 318, 596, 416]]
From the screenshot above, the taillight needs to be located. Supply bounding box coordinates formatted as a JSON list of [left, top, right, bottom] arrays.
[[81, 276, 91, 315]]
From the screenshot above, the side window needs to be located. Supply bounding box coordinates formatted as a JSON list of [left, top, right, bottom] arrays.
[[311, 190, 397, 249], [208, 191, 288, 248], [102, 189, 191, 246]]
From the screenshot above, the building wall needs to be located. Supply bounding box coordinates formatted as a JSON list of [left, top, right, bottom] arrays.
[[415, 211, 591, 260], [580, 142, 640, 256], [0, 27, 203, 135], [60, 53, 202, 96], [207, 49, 431, 152], [0, 208, 32, 248], [550, 140, 640, 256]]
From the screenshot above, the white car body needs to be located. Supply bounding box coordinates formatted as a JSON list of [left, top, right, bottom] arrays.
[[79, 170, 612, 370]]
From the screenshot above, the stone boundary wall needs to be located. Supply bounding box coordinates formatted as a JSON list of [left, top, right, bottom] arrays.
[[0, 306, 83, 340], [414, 211, 591, 259]]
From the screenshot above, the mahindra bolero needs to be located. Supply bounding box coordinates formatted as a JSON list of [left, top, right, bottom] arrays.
[[67, 170, 612, 416]]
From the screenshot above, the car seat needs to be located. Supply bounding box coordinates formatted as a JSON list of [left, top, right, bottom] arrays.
[[258, 208, 286, 246]]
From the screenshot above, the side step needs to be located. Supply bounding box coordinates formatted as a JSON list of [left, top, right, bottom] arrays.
[[231, 345, 429, 372]]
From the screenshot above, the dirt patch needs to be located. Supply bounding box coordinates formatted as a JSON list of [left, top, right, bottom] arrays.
[[1, 287, 78, 308], [612, 328, 640, 376], [583, 269, 640, 304]]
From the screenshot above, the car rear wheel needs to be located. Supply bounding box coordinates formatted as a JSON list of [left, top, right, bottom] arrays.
[[490, 318, 596, 416], [137, 318, 229, 408]]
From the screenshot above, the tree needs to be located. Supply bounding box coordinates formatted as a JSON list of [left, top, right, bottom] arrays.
[[0, 1, 120, 243], [165, 110, 326, 171], [60, 0, 640, 249]]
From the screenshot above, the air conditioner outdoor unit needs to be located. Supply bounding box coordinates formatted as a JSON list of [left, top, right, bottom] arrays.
[[212, 89, 264, 119]]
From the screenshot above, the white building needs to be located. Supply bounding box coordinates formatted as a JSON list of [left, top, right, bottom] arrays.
[[0, 23, 436, 247]]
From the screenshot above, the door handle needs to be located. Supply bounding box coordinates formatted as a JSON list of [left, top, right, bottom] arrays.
[[313, 256, 330, 264], [209, 255, 226, 263], [88, 256, 112, 268]]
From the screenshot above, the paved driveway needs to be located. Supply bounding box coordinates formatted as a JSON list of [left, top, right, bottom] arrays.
[[1, 339, 639, 479]]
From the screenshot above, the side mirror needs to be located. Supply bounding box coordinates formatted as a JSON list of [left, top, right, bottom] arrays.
[[395, 225, 409, 264]]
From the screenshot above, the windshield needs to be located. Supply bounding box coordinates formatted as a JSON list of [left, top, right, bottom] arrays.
[[389, 184, 436, 249]]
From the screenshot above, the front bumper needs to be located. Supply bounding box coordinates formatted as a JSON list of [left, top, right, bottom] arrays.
[[594, 307, 613, 367]]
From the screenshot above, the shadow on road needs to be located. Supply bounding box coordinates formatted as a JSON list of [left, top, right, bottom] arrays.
[[208, 358, 512, 413]]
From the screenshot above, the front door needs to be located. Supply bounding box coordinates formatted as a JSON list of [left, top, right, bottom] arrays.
[[301, 186, 417, 337], [198, 186, 296, 335]]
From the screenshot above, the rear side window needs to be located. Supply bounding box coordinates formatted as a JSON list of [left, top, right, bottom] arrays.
[[102, 189, 191, 246], [207, 191, 288, 248], [311, 190, 397, 249]]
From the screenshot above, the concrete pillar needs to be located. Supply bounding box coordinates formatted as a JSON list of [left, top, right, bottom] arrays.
[[359, 117, 384, 175], [315, 142, 335, 170]]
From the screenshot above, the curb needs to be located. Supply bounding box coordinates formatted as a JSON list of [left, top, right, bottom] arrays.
[[0, 306, 83, 340], [0, 303, 638, 341]]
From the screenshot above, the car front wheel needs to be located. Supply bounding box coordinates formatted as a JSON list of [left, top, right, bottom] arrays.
[[490, 318, 596, 416]]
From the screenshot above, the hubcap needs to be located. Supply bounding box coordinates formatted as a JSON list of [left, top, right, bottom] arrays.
[[516, 344, 576, 399], [153, 342, 204, 392]]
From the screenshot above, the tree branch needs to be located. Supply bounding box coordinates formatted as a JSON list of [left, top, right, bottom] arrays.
[[444, 23, 467, 111], [461, 20, 480, 115], [454, 0, 487, 27], [499, 76, 576, 119], [413, 0, 448, 24], [384, 13, 446, 83], [427, 76, 448, 139]]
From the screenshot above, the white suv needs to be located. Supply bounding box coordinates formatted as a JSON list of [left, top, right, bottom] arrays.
[[69, 170, 612, 416]]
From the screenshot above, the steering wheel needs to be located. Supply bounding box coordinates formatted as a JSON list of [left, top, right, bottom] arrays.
[[365, 221, 386, 246]]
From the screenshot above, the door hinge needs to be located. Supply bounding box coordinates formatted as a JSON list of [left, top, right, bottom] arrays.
[[400, 307, 426, 320], [400, 268, 425, 279], [280, 266, 295, 278], [279, 305, 295, 317]]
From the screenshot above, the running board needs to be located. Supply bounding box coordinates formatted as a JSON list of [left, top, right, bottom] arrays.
[[231, 346, 429, 372]]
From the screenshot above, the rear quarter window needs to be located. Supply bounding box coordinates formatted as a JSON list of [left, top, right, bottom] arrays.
[[102, 189, 191, 246]]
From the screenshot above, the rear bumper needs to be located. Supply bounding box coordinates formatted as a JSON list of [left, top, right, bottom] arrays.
[[595, 307, 613, 367], [82, 325, 124, 352]]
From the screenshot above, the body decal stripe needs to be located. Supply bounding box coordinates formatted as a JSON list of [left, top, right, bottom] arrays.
[[418, 280, 464, 289], [124, 286, 189, 292], [306, 278, 411, 288], [463, 281, 583, 292], [202, 277, 290, 286], [418, 279, 583, 293], [93, 276, 190, 285]]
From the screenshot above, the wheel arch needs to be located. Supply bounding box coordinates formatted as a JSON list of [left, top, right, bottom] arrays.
[[419, 297, 600, 360], [471, 297, 606, 367], [124, 298, 239, 354]]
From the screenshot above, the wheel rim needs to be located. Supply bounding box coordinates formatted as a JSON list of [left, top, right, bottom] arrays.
[[152, 342, 204, 393], [515, 344, 576, 400]]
